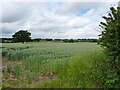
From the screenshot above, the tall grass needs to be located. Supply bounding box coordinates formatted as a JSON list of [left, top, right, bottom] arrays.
[[2, 42, 103, 88], [37, 51, 108, 88]]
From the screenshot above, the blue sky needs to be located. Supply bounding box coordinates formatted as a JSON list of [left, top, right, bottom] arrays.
[[0, 0, 119, 39]]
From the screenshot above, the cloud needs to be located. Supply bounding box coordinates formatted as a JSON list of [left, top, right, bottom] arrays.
[[1, 2, 32, 23], [54, 2, 112, 15], [1, 1, 119, 39]]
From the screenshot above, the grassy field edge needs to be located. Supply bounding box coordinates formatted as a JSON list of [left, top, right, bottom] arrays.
[[36, 51, 108, 88]]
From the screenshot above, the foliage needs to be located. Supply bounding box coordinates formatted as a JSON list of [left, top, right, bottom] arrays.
[[1, 38, 98, 43], [63, 39, 75, 43], [99, 6, 120, 88], [12, 30, 31, 43]]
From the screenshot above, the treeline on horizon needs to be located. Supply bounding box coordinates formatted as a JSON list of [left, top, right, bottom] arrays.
[[1, 38, 98, 43]]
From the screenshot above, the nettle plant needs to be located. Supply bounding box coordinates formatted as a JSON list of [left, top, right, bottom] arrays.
[[99, 6, 120, 87]]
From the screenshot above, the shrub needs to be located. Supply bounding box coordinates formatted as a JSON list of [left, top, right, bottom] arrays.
[[99, 6, 120, 88]]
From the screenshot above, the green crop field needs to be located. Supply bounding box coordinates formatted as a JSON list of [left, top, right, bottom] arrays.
[[2, 42, 107, 88]]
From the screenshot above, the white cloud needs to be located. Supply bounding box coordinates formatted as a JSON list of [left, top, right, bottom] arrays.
[[1, 1, 119, 39], [1, 2, 32, 23], [68, 17, 91, 28]]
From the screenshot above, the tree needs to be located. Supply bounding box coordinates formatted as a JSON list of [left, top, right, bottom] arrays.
[[12, 30, 31, 43], [99, 5, 120, 87]]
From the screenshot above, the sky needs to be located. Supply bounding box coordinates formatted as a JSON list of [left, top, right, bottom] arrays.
[[0, 0, 119, 39]]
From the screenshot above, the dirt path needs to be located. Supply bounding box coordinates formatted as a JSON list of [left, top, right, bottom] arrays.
[[2, 58, 21, 68], [30, 72, 58, 88]]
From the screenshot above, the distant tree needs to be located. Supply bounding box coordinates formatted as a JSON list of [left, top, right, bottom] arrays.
[[69, 39, 74, 43], [33, 38, 41, 42], [45, 38, 53, 41], [54, 39, 63, 42], [2, 38, 12, 43], [63, 39, 75, 43], [12, 30, 31, 43]]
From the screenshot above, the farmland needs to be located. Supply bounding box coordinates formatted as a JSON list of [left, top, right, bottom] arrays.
[[2, 42, 107, 88]]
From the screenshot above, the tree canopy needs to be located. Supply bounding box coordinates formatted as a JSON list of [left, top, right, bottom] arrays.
[[99, 5, 120, 87], [12, 30, 31, 43]]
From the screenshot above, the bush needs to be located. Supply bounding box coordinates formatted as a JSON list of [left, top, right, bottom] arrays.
[[99, 6, 120, 88]]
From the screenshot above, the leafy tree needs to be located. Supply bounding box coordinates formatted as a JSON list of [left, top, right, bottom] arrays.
[[63, 39, 75, 43], [99, 5, 120, 88], [12, 30, 31, 43]]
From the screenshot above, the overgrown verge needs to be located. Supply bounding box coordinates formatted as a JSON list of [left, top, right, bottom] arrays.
[[36, 51, 110, 88]]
